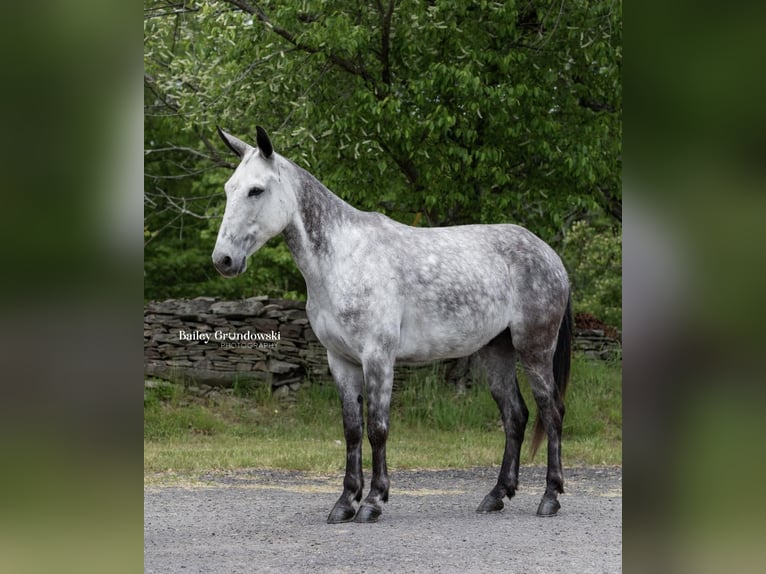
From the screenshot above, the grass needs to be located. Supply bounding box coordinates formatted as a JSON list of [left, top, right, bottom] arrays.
[[144, 354, 621, 481]]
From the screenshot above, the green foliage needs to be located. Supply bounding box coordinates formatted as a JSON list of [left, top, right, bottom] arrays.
[[562, 219, 622, 328], [144, 235, 305, 300], [144, 395, 227, 440], [559, 357, 622, 444], [144, 381, 178, 407], [394, 367, 499, 432], [144, 355, 621, 473], [144, 0, 621, 311]]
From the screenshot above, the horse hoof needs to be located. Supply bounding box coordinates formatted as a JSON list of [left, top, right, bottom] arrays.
[[536, 497, 561, 517], [354, 504, 382, 523], [476, 494, 504, 513], [327, 504, 356, 524]]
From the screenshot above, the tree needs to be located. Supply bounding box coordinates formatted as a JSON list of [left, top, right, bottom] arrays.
[[144, 0, 621, 304]]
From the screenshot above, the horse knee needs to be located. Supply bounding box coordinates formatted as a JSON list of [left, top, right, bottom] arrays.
[[344, 422, 363, 445], [367, 418, 389, 448]]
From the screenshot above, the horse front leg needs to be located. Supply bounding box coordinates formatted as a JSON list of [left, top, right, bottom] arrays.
[[326, 352, 365, 524], [355, 356, 394, 523]]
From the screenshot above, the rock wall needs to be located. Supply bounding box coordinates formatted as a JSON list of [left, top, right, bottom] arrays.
[[144, 297, 330, 394], [144, 297, 620, 392], [572, 329, 622, 361]]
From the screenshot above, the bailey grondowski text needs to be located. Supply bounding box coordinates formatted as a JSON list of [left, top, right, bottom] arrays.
[[178, 329, 280, 347]]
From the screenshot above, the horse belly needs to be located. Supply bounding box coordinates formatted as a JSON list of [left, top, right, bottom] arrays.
[[393, 255, 513, 362], [396, 308, 509, 364]]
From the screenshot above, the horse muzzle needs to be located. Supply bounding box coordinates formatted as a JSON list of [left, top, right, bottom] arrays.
[[212, 250, 247, 277]]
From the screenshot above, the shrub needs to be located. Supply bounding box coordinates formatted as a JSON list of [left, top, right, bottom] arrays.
[[562, 220, 621, 329]]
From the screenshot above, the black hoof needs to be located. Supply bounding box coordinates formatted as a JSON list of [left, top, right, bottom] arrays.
[[476, 494, 505, 513], [536, 497, 561, 516], [327, 503, 356, 524], [354, 504, 382, 523]]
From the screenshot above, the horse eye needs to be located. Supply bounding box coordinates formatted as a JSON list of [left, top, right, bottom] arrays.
[[248, 187, 265, 197]]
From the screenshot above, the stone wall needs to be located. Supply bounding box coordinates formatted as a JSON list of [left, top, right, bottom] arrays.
[[144, 297, 620, 393], [144, 297, 330, 395], [572, 329, 621, 360]]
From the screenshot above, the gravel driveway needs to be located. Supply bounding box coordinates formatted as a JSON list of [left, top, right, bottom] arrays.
[[145, 466, 621, 573]]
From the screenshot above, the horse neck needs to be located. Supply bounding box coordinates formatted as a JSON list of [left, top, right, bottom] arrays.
[[281, 159, 359, 281]]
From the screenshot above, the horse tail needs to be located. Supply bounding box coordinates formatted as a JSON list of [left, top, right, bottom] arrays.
[[529, 293, 573, 460]]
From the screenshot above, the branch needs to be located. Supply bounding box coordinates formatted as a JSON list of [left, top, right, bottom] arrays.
[[144, 165, 220, 180], [148, 187, 216, 220], [376, 0, 395, 88], [549, 207, 589, 246], [144, 1, 200, 20], [533, 0, 566, 48], [222, 0, 377, 88], [144, 71, 181, 115], [196, 128, 235, 168], [578, 97, 616, 114], [597, 185, 622, 222], [145, 146, 215, 160], [375, 137, 419, 187]]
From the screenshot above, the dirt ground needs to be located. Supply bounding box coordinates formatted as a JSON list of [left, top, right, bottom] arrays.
[[145, 466, 621, 573]]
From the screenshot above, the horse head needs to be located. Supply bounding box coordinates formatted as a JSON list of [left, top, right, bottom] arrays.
[[212, 126, 295, 277]]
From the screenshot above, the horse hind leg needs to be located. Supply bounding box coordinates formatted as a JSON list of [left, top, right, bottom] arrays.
[[475, 331, 529, 514], [520, 347, 566, 517]]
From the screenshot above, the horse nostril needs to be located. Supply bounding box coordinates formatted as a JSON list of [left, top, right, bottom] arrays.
[[221, 255, 232, 268]]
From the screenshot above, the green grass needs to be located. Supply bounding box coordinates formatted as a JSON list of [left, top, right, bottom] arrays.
[[144, 355, 621, 481]]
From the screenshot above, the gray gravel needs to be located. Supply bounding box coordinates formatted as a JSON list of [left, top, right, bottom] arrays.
[[145, 466, 621, 573]]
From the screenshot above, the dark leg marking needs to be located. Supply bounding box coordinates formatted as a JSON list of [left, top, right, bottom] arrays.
[[475, 332, 529, 514], [354, 357, 393, 523], [326, 353, 365, 524], [521, 349, 565, 517]]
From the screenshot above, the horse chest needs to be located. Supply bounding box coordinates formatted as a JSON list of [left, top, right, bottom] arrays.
[[305, 297, 365, 362]]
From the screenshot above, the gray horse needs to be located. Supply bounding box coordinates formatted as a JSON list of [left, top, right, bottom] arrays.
[[213, 126, 572, 523]]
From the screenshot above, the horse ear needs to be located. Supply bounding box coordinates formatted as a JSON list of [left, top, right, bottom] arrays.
[[255, 125, 274, 159], [217, 127, 249, 158]]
